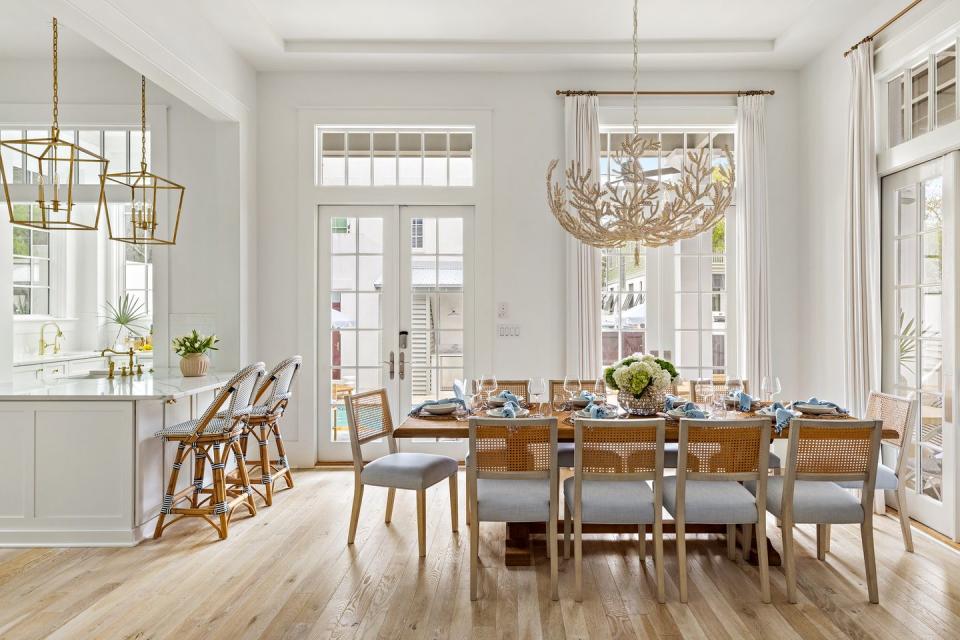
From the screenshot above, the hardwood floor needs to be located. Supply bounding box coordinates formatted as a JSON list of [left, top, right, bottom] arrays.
[[1, 469, 959, 639]]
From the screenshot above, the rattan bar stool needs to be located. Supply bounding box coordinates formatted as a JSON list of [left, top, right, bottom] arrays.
[[153, 363, 266, 540], [230, 356, 302, 506]]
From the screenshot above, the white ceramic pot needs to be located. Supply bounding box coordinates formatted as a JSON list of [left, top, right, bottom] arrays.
[[179, 353, 210, 377]]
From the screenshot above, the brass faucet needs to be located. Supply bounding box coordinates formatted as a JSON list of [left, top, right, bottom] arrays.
[[39, 322, 63, 355], [101, 348, 136, 375]]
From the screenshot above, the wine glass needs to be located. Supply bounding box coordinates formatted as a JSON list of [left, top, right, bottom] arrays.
[[528, 377, 548, 417], [563, 376, 582, 403], [709, 385, 727, 418], [592, 376, 607, 405], [478, 375, 497, 405], [761, 376, 782, 401]]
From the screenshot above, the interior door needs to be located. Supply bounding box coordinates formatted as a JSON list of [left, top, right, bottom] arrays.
[[318, 205, 472, 462], [881, 155, 957, 537]]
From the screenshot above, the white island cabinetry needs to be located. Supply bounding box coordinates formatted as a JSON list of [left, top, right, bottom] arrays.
[[0, 369, 236, 547]]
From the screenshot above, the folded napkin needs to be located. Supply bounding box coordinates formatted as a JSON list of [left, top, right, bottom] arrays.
[[675, 402, 707, 419], [734, 390, 754, 412], [664, 394, 684, 411], [453, 380, 466, 401], [794, 397, 849, 414], [496, 390, 522, 404], [757, 401, 794, 433], [587, 402, 617, 419], [577, 390, 596, 402], [409, 397, 466, 416], [500, 400, 520, 418]]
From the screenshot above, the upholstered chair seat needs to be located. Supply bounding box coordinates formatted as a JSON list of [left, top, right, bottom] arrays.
[[361, 452, 459, 491], [663, 478, 760, 524], [749, 478, 865, 524], [564, 477, 655, 524], [477, 478, 551, 522]]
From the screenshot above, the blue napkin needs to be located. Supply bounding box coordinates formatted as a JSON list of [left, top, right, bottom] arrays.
[[761, 402, 793, 433], [496, 390, 521, 404], [409, 397, 467, 416], [735, 391, 754, 412], [453, 380, 466, 401], [664, 394, 683, 411], [678, 402, 706, 419], [577, 390, 596, 403], [795, 397, 849, 414], [587, 402, 617, 419], [500, 400, 519, 418]]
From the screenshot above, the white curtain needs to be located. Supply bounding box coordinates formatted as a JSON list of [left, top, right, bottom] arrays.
[[735, 95, 772, 390], [843, 42, 882, 416], [563, 95, 603, 377]]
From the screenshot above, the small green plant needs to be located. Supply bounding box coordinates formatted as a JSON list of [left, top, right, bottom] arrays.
[[172, 330, 219, 356], [102, 294, 149, 345]]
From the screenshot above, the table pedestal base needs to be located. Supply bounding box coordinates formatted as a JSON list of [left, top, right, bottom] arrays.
[[503, 521, 780, 567]]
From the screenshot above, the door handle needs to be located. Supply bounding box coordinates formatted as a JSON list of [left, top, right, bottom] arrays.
[[399, 352, 405, 380], [383, 352, 395, 379]]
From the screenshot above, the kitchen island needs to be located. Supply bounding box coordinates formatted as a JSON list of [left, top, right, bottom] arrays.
[[0, 368, 238, 547]]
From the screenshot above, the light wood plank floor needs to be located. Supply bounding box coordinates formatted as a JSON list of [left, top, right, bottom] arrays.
[[1, 469, 960, 639]]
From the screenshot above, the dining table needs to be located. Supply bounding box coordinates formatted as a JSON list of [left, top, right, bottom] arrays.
[[394, 402, 899, 567]]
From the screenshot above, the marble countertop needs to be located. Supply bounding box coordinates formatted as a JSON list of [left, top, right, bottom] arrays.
[[0, 368, 237, 401], [14, 350, 154, 367]]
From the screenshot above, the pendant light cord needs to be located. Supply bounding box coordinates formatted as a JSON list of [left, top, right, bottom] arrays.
[[632, 0, 639, 137], [51, 18, 59, 135], [140, 75, 147, 172]]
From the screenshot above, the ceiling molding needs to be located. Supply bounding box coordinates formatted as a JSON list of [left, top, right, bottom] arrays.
[[283, 39, 775, 56]]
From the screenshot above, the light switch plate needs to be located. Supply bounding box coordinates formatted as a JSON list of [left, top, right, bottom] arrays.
[[497, 324, 520, 337], [497, 302, 509, 319]]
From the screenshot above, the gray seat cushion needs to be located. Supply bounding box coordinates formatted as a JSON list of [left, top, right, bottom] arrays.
[[361, 453, 458, 491], [663, 444, 780, 469], [477, 478, 550, 522], [747, 477, 864, 524], [834, 464, 898, 491], [563, 477, 655, 524], [558, 442, 575, 467], [663, 477, 759, 524]]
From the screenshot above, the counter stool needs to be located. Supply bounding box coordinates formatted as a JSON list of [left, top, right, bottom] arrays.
[[153, 363, 265, 540], [230, 356, 301, 506]]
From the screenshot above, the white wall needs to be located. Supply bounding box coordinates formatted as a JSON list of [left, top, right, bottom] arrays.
[[0, 58, 246, 374], [257, 68, 804, 465]]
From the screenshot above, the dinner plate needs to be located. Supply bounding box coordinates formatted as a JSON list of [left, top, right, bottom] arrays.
[[793, 403, 837, 415], [422, 403, 458, 415], [486, 408, 530, 418], [569, 398, 591, 409], [666, 408, 711, 419], [488, 396, 524, 407], [574, 408, 617, 419]]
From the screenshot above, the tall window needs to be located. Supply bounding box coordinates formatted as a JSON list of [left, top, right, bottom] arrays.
[[886, 42, 957, 146], [123, 244, 153, 324], [600, 127, 736, 382], [12, 204, 50, 316], [317, 127, 474, 187]]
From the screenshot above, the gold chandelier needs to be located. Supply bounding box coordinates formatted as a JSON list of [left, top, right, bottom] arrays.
[[103, 75, 185, 245], [545, 0, 735, 250], [0, 18, 109, 231]]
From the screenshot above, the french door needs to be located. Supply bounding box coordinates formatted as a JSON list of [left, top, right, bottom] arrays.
[[317, 204, 473, 461], [881, 154, 958, 537]]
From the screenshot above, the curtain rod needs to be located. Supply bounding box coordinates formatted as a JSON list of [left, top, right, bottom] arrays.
[[555, 89, 775, 97], [844, 0, 924, 57]]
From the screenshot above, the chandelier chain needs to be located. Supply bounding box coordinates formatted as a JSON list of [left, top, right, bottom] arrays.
[[632, 0, 638, 136], [140, 75, 147, 171], [52, 18, 59, 133]]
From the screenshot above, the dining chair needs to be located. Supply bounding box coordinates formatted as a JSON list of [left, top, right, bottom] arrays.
[[472, 379, 530, 400], [345, 389, 459, 557], [467, 417, 558, 601], [153, 363, 265, 540], [753, 418, 883, 604], [229, 355, 301, 506], [663, 418, 772, 603], [549, 378, 600, 467], [563, 418, 666, 603], [826, 391, 917, 552]]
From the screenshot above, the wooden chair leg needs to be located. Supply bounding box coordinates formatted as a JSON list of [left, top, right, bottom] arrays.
[[232, 440, 257, 517], [782, 518, 798, 603], [154, 441, 188, 539], [896, 483, 914, 552], [653, 516, 665, 604], [677, 517, 688, 603], [816, 524, 828, 561], [756, 513, 771, 603], [549, 507, 559, 601], [638, 523, 646, 560], [823, 523, 831, 554], [574, 513, 583, 602], [470, 499, 480, 600], [190, 445, 205, 508], [212, 443, 229, 540], [862, 516, 879, 604], [273, 425, 294, 489], [563, 507, 571, 559], [726, 524, 737, 561], [385, 488, 396, 524], [416, 489, 427, 557], [741, 523, 753, 562], [347, 482, 364, 545], [257, 425, 273, 506], [448, 474, 459, 533]]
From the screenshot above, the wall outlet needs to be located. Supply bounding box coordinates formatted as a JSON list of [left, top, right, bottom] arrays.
[[497, 302, 509, 319], [497, 324, 520, 337]]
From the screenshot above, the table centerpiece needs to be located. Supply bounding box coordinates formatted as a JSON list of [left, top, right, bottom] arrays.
[[603, 353, 679, 416]]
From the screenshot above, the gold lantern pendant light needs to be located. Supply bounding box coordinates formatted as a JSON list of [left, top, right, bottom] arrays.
[[104, 75, 185, 245], [545, 0, 735, 252], [0, 18, 109, 230]]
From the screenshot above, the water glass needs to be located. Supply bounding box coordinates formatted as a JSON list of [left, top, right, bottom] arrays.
[[528, 377, 548, 416], [563, 376, 581, 402], [592, 376, 607, 404], [761, 376, 782, 401], [478, 376, 497, 405]]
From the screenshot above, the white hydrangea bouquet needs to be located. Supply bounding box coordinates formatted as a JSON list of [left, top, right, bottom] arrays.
[[603, 353, 679, 415]]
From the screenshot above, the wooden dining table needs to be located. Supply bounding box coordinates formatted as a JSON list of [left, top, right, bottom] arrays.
[[395, 404, 898, 567]]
